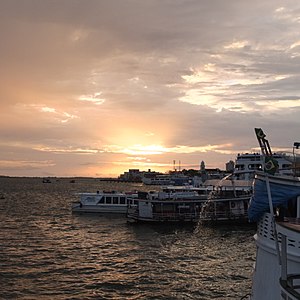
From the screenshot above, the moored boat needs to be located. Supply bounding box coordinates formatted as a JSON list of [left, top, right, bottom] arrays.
[[234, 152, 293, 180], [199, 183, 251, 225], [72, 190, 137, 214], [127, 191, 206, 223], [199, 135, 294, 226], [247, 128, 300, 300], [248, 172, 300, 299]]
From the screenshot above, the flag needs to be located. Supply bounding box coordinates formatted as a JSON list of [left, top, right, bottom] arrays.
[[255, 128, 266, 139], [264, 157, 279, 175]]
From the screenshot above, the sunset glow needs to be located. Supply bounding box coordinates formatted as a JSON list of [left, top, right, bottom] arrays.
[[119, 144, 168, 156], [0, 1, 299, 177]]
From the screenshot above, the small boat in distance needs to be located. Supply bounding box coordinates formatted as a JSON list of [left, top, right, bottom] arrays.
[[72, 191, 137, 214]]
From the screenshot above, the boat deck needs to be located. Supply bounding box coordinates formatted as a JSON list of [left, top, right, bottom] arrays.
[[278, 217, 300, 233]]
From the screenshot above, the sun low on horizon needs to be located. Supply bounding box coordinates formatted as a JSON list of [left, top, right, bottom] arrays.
[[0, 1, 299, 177]]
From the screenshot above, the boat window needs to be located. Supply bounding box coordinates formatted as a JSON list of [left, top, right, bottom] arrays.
[[153, 203, 175, 213], [282, 164, 291, 169], [198, 190, 207, 195], [105, 196, 112, 204], [235, 164, 245, 170], [113, 196, 119, 204], [86, 196, 95, 202], [97, 197, 104, 204], [120, 197, 126, 204], [248, 164, 262, 170]]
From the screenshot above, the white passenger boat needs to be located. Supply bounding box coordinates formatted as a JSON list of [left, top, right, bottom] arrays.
[[234, 152, 293, 180], [246, 128, 300, 300], [72, 191, 137, 214], [127, 191, 206, 223]]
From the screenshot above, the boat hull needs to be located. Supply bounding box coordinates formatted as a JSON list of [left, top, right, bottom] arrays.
[[250, 213, 300, 299], [127, 213, 200, 223], [248, 173, 300, 222], [72, 203, 127, 214]]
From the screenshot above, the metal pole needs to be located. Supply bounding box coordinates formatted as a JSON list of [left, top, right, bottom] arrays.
[[281, 234, 287, 281], [265, 174, 281, 265]]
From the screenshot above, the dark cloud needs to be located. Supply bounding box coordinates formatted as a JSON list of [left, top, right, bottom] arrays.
[[0, 0, 300, 176]]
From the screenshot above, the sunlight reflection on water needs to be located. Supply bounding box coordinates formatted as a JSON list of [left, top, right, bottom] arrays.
[[0, 177, 256, 299]]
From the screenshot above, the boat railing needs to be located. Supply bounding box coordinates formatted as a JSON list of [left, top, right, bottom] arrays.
[[257, 213, 276, 241], [257, 214, 300, 250], [280, 274, 300, 300], [277, 213, 300, 300], [201, 210, 248, 220], [151, 212, 199, 221]]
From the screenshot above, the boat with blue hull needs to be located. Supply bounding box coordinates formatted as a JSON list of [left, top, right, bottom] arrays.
[[248, 172, 300, 222], [246, 128, 300, 300]]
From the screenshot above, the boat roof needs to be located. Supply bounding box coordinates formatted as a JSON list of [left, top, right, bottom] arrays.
[[78, 191, 127, 196], [135, 198, 206, 203], [162, 185, 208, 190], [203, 179, 252, 188]]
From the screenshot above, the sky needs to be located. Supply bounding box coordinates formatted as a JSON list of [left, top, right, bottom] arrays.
[[0, 0, 300, 177]]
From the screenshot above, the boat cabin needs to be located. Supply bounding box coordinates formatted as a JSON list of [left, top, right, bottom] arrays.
[[79, 192, 128, 206]]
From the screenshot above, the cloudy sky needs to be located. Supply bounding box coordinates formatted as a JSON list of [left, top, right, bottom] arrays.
[[0, 0, 300, 177]]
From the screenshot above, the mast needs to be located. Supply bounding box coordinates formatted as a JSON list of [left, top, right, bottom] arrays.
[[254, 128, 273, 157], [254, 128, 279, 175]]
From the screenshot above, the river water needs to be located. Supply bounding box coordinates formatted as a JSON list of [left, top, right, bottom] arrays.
[[0, 177, 256, 300]]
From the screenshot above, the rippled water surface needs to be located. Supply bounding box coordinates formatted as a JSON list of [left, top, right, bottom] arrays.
[[0, 177, 256, 299]]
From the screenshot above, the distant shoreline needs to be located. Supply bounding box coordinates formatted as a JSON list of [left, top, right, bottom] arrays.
[[0, 175, 118, 179]]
